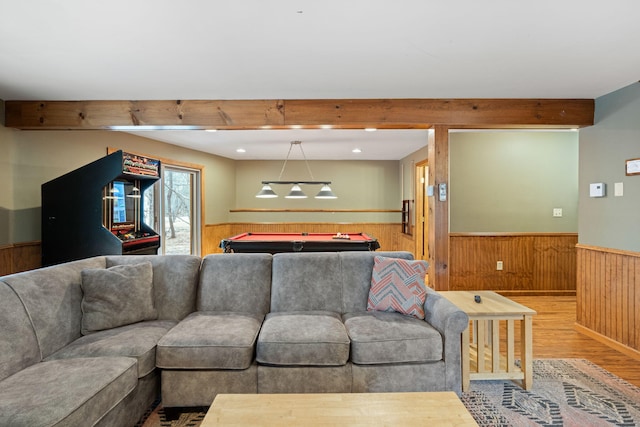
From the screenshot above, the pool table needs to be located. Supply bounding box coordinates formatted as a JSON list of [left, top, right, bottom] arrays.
[[220, 232, 380, 254]]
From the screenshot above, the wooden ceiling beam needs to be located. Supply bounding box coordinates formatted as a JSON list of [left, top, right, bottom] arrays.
[[3, 100, 286, 130], [4, 98, 593, 130], [284, 99, 593, 128]]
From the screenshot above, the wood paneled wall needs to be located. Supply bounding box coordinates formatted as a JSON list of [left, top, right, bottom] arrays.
[[0, 224, 415, 275], [204, 223, 415, 256], [449, 233, 577, 294], [0, 242, 41, 276], [576, 244, 640, 355], [2, 232, 578, 298]]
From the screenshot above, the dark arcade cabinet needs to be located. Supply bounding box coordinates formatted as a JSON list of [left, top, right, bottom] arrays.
[[42, 150, 161, 266]]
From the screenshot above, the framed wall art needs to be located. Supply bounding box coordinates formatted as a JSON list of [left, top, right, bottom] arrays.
[[625, 158, 640, 176]]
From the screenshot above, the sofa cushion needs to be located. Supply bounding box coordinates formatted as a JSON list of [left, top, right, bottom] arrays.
[[106, 255, 202, 321], [157, 311, 263, 370], [0, 281, 41, 382], [271, 253, 343, 313], [343, 311, 443, 364], [257, 311, 350, 366], [367, 256, 428, 319], [0, 357, 137, 427], [198, 253, 272, 315], [81, 262, 157, 334], [46, 320, 176, 378]]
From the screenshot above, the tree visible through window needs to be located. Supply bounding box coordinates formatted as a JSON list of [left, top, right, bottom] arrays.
[[161, 166, 201, 255], [165, 170, 190, 240]]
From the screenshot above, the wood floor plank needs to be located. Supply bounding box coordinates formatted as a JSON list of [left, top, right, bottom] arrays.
[[506, 295, 640, 387]]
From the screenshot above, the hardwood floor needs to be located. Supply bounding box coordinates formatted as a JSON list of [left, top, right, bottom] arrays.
[[506, 295, 640, 387]]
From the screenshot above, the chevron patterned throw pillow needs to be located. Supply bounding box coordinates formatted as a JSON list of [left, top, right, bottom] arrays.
[[367, 256, 429, 319]]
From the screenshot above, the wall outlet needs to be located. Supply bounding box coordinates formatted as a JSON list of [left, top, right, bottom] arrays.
[[553, 208, 563, 217], [496, 261, 503, 271]]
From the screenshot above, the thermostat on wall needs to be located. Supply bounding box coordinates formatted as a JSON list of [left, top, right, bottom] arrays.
[[589, 182, 606, 198]]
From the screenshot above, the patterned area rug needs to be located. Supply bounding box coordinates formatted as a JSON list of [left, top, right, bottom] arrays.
[[135, 402, 206, 427], [462, 359, 640, 426], [136, 359, 640, 426]]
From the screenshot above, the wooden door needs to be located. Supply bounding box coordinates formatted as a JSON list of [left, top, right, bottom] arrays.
[[415, 162, 429, 262]]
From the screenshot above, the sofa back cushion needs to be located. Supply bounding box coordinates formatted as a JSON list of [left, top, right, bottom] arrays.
[[80, 262, 158, 334], [0, 281, 41, 381], [339, 251, 414, 313], [198, 253, 272, 315], [271, 251, 415, 314], [106, 255, 201, 321], [1, 257, 106, 359], [271, 253, 343, 313]]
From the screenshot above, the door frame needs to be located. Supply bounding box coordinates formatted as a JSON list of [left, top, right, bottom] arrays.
[[415, 160, 429, 263]]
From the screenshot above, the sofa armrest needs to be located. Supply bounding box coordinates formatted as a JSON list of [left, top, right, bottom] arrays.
[[424, 288, 469, 336], [423, 288, 469, 394]]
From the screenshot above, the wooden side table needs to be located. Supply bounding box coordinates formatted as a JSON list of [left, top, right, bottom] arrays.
[[439, 291, 537, 392]]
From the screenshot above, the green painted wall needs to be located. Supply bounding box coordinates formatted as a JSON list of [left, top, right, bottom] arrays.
[[579, 82, 640, 252], [0, 102, 15, 244], [450, 131, 579, 233], [0, 119, 235, 244], [0, 116, 409, 245], [232, 159, 402, 223], [5, 100, 611, 247]]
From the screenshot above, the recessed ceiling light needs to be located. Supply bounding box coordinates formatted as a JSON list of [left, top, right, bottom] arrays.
[[352, 148, 362, 153], [205, 129, 218, 132], [109, 125, 201, 130], [236, 148, 246, 153], [364, 128, 377, 132]]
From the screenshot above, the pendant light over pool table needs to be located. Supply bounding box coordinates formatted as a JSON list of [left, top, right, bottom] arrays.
[[255, 140, 337, 199]]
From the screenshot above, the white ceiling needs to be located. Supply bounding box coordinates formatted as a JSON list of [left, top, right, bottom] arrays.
[[126, 129, 430, 160], [2, 1, 639, 159]]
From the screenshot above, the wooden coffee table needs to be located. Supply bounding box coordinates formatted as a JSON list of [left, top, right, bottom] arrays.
[[439, 291, 537, 392], [202, 392, 478, 426]]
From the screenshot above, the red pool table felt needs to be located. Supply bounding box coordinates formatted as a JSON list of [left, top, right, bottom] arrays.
[[220, 232, 380, 253]]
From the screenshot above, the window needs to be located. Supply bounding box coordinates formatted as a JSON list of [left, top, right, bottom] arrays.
[[159, 165, 202, 255]]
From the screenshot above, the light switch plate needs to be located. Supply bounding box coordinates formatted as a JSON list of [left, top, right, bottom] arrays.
[[438, 183, 447, 202], [614, 182, 624, 197]]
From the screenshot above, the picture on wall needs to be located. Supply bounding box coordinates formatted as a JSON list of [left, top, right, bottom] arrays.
[[625, 158, 640, 176]]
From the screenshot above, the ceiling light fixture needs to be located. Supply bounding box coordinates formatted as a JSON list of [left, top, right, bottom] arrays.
[[256, 141, 337, 199], [126, 187, 141, 199]]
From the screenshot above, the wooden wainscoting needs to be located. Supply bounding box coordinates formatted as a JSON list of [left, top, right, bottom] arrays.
[[576, 244, 640, 357], [204, 223, 415, 256], [449, 233, 577, 295], [1, 226, 414, 274], [0, 242, 42, 276]]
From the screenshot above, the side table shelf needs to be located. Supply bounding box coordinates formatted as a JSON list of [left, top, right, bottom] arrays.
[[439, 291, 537, 391]]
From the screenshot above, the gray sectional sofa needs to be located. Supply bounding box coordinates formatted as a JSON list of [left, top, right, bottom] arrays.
[[0, 251, 469, 426]]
